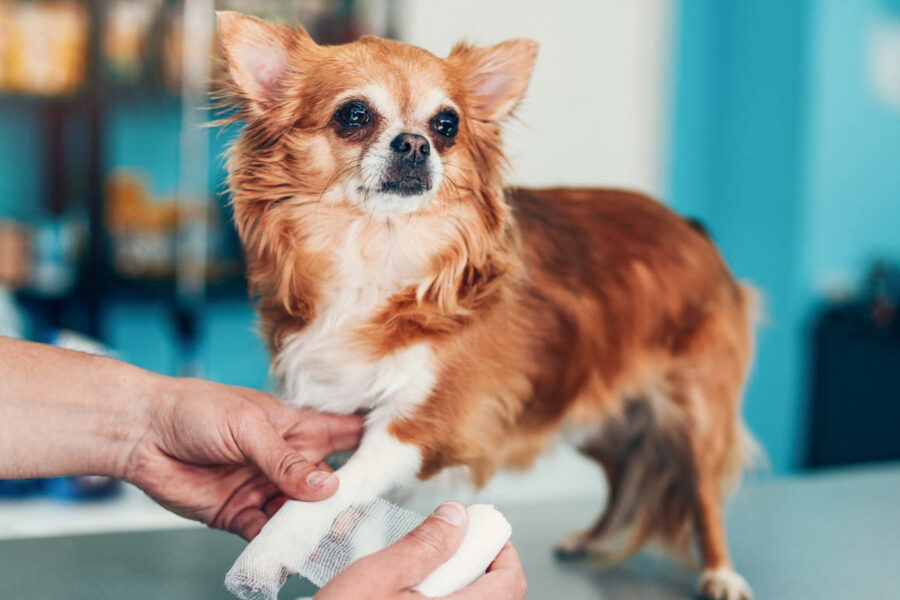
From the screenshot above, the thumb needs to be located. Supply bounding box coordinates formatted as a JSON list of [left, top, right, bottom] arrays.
[[235, 410, 339, 501], [367, 502, 469, 589]]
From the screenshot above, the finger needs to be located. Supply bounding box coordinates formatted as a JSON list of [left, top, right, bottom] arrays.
[[321, 413, 364, 453], [487, 541, 522, 572], [211, 472, 278, 529], [363, 502, 468, 589], [235, 410, 339, 501], [285, 411, 364, 461], [445, 542, 527, 600], [228, 506, 269, 541], [262, 494, 288, 517]]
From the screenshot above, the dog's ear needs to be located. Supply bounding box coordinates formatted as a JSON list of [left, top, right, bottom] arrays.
[[217, 11, 315, 114], [448, 39, 539, 122]]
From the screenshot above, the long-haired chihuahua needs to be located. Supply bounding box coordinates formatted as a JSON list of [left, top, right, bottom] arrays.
[[217, 12, 757, 600]]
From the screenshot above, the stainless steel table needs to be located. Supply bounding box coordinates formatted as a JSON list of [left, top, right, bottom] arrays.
[[1, 465, 898, 599]]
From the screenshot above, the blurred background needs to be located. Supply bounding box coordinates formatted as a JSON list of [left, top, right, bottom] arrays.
[[0, 0, 898, 535]]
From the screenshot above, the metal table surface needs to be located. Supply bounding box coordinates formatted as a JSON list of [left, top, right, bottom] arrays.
[[0, 465, 898, 599]]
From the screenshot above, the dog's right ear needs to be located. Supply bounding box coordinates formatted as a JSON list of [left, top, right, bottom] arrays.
[[217, 11, 315, 115]]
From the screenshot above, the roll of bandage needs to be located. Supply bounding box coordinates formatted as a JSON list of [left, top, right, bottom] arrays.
[[414, 504, 512, 596]]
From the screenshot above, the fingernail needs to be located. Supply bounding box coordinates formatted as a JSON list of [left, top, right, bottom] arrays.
[[433, 502, 467, 526], [307, 470, 333, 489]]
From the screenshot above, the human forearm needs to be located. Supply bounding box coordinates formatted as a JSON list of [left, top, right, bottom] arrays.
[[0, 336, 363, 539], [0, 337, 156, 480]]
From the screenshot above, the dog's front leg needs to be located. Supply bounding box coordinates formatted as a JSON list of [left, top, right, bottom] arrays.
[[232, 410, 424, 586]]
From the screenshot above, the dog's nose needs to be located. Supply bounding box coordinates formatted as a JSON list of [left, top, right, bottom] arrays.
[[390, 133, 430, 164]]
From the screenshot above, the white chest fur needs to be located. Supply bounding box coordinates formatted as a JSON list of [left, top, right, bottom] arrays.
[[271, 218, 437, 417]]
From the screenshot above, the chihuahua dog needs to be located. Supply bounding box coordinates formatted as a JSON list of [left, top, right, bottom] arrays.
[[218, 12, 757, 600]]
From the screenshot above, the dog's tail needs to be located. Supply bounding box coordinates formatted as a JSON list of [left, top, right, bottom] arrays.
[[726, 282, 768, 484], [581, 396, 700, 565]]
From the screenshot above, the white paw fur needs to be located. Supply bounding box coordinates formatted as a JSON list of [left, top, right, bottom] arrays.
[[696, 567, 753, 600], [556, 530, 588, 554]]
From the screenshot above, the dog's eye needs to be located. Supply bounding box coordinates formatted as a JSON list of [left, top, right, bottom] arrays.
[[335, 102, 371, 128], [432, 110, 459, 138]]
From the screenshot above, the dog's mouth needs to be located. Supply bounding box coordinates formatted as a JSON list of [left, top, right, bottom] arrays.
[[351, 150, 439, 212], [380, 175, 431, 197], [379, 159, 433, 197]]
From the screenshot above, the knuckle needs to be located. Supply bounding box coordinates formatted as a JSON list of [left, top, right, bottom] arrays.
[[502, 577, 527, 600], [517, 573, 528, 597], [231, 410, 264, 447], [409, 521, 453, 556], [349, 554, 378, 574], [234, 405, 266, 434], [275, 452, 311, 482]]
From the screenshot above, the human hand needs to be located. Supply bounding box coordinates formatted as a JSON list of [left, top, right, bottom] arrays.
[[314, 502, 527, 600], [122, 377, 362, 540]]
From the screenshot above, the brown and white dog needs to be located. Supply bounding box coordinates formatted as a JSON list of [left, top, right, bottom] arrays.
[[217, 12, 757, 600]]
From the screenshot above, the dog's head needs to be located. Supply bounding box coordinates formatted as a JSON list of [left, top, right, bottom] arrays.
[[217, 12, 537, 220]]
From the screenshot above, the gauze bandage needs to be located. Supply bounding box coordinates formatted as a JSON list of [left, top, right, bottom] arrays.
[[225, 500, 511, 600]]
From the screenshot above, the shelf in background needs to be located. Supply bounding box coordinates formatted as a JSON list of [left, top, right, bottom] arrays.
[[0, 87, 179, 106]]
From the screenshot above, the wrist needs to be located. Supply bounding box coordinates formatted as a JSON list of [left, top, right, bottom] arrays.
[[115, 371, 176, 483]]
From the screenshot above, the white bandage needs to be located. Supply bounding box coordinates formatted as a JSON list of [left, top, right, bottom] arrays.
[[225, 500, 511, 600], [414, 504, 512, 596]]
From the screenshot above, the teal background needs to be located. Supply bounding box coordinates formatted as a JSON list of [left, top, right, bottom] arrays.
[[669, 0, 900, 470]]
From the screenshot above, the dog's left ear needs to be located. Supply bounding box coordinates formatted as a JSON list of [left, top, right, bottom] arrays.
[[217, 11, 316, 114], [448, 38, 539, 122]]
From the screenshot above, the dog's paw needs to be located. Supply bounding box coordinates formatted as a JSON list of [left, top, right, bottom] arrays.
[[553, 530, 618, 563], [695, 568, 753, 600], [554, 531, 590, 561]]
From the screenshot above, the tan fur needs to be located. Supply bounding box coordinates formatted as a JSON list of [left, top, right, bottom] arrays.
[[218, 12, 757, 595]]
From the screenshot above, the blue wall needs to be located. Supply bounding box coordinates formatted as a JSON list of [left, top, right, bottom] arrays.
[[669, 0, 812, 472], [670, 0, 900, 471], [802, 0, 900, 293]]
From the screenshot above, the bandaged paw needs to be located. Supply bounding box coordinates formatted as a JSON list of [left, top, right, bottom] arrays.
[[224, 499, 512, 600]]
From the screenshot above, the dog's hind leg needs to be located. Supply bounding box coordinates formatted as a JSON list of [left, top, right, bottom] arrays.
[[555, 398, 695, 563], [553, 398, 639, 562], [685, 380, 754, 600], [692, 472, 752, 600], [553, 445, 623, 561]]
